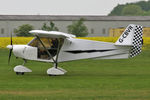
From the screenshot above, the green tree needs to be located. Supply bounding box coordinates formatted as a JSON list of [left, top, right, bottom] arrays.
[[67, 18, 89, 37], [41, 21, 59, 31], [108, 4, 125, 16], [41, 23, 48, 31], [142, 10, 150, 16], [108, 0, 150, 16], [121, 5, 143, 16], [135, 0, 150, 11], [14, 24, 34, 37]]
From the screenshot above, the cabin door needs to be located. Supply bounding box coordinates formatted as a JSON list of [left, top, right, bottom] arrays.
[[28, 37, 64, 60]]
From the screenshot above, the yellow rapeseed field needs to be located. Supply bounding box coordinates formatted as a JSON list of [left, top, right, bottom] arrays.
[[0, 37, 150, 49], [0, 37, 34, 48]]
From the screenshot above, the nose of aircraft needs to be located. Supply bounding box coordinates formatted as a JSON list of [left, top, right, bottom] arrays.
[[7, 45, 13, 64], [7, 45, 13, 49], [7, 45, 27, 63]]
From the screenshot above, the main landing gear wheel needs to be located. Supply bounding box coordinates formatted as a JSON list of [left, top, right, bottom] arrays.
[[47, 67, 67, 76], [16, 72, 24, 75], [48, 74, 57, 76]]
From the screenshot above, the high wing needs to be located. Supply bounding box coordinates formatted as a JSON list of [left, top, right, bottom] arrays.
[[29, 30, 76, 38]]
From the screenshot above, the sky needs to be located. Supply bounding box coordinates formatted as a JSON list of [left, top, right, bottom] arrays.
[[0, 0, 148, 15]]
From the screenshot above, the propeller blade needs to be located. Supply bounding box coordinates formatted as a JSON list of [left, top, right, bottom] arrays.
[[8, 32, 13, 64], [8, 49, 12, 64], [11, 32, 13, 45]]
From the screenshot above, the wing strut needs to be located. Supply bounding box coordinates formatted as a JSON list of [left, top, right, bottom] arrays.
[[36, 35, 56, 64]]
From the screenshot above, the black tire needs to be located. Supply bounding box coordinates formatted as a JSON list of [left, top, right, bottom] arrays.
[[16, 72, 24, 75], [21, 72, 24, 75], [48, 74, 56, 76], [16, 72, 19, 75]]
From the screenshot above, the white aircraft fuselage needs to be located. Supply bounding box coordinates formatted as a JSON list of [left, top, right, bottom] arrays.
[[8, 38, 131, 63]]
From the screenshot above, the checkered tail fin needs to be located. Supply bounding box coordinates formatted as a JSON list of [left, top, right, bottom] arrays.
[[130, 25, 143, 57], [115, 24, 143, 58]]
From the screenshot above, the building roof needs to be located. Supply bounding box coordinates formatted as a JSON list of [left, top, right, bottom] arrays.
[[0, 15, 150, 21]]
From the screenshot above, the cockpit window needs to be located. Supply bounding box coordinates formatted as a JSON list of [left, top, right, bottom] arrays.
[[29, 37, 52, 48], [28, 37, 64, 60]]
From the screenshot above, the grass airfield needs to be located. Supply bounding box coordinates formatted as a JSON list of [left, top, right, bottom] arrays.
[[0, 49, 150, 100]]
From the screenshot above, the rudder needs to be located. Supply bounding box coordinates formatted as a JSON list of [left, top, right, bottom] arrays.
[[130, 25, 143, 57]]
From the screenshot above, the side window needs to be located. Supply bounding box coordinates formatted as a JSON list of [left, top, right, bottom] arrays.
[[28, 38, 38, 47], [40, 38, 52, 48], [28, 37, 64, 60], [28, 37, 53, 48]]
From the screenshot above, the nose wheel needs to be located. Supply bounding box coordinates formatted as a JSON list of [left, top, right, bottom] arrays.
[[14, 65, 32, 75], [14, 60, 32, 75]]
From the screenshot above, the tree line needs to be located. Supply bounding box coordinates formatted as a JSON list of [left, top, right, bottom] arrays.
[[14, 18, 89, 37], [109, 0, 150, 16]]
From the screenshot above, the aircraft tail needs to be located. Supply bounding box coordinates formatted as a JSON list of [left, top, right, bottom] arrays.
[[115, 24, 143, 57]]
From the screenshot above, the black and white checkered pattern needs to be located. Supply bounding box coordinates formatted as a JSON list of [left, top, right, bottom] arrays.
[[130, 25, 143, 57]]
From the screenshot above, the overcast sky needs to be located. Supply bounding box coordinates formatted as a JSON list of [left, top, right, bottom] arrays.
[[0, 0, 148, 15]]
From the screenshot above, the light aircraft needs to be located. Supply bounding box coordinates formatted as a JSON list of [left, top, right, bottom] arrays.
[[7, 24, 143, 76]]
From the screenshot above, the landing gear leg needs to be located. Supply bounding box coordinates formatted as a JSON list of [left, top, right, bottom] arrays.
[[47, 39, 67, 76]]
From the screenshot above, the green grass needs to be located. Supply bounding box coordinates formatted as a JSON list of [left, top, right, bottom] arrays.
[[0, 49, 150, 100]]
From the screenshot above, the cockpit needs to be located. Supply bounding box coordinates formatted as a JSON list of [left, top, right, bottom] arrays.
[[28, 37, 64, 60]]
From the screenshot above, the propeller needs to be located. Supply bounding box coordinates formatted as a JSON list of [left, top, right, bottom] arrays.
[[7, 32, 13, 64]]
